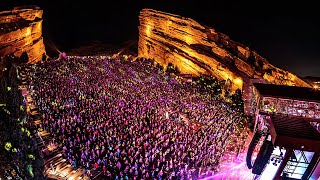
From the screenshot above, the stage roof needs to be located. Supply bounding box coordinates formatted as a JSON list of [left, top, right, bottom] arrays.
[[253, 83, 320, 103], [267, 113, 320, 152]]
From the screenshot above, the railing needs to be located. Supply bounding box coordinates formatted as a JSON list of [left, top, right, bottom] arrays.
[[260, 97, 320, 119]]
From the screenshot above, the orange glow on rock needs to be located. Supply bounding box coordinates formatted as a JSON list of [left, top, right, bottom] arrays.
[[185, 36, 193, 45], [0, 8, 46, 63], [234, 78, 243, 87], [138, 9, 311, 90], [146, 25, 151, 37]]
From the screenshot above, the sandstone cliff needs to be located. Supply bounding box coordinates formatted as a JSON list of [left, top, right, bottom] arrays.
[[0, 7, 46, 64], [138, 9, 310, 89]]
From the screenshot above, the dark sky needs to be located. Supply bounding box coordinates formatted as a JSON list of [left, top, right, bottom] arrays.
[[2, 1, 320, 77]]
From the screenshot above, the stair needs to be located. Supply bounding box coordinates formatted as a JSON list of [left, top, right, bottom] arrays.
[[21, 70, 90, 180]]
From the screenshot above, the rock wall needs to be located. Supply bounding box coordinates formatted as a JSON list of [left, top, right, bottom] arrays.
[[138, 9, 311, 90], [0, 8, 46, 64]]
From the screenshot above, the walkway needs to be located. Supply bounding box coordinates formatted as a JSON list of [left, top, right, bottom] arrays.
[[20, 66, 97, 180]]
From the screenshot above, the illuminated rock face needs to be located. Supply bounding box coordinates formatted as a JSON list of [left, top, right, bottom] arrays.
[[0, 8, 46, 64], [138, 9, 310, 89]]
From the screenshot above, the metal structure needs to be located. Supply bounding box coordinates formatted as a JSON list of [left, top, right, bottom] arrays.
[[245, 82, 320, 180]]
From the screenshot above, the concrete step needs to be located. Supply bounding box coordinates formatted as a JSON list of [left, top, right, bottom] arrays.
[[34, 120, 42, 125], [45, 153, 63, 165]]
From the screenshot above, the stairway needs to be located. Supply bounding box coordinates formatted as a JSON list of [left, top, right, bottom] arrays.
[[20, 68, 91, 180]]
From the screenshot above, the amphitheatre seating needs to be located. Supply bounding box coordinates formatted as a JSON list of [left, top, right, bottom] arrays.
[[22, 56, 249, 179]]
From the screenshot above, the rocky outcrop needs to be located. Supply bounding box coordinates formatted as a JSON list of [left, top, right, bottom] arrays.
[[0, 7, 46, 64], [138, 9, 311, 89]]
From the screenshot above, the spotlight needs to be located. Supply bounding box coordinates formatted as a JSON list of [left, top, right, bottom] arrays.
[[59, 52, 67, 60]]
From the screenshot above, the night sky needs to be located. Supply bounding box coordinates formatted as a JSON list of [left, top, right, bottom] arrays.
[[2, 1, 320, 77]]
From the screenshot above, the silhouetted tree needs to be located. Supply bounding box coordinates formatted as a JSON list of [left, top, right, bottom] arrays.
[[165, 62, 175, 75], [193, 76, 222, 96], [230, 89, 244, 112], [41, 53, 47, 62], [20, 52, 29, 64]]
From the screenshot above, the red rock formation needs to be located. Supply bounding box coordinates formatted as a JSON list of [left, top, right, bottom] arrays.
[[138, 9, 310, 90], [0, 7, 46, 64]]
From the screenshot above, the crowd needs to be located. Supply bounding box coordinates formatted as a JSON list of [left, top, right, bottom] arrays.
[[24, 56, 248, 179]]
